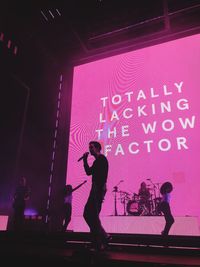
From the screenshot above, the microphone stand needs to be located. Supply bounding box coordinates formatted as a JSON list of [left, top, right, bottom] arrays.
[[113, 180, 123, 216], [121, 191, 129, 216], [147, 178, 157, 198], [113, 186, 118, 216]]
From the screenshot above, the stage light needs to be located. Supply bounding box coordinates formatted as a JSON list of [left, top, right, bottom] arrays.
[[40, 8, 62, 22], [14, 46, 18, 55], [7, 40, 11, 49], [0, 32, 18, 55]]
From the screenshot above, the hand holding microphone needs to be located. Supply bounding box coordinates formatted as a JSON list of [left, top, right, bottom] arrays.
[[78, 152, 89, 162]]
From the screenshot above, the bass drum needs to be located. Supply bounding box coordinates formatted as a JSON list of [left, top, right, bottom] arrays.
[[126, 200, 141, 216]]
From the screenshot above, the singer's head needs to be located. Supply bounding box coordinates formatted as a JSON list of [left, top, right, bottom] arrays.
[[89, 141, 101, 156]]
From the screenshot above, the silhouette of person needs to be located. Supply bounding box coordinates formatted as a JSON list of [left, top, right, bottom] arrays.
[[62, 180, 87, 232], [159, 181, 174, 236], [12, 177, 30, 231], [138, 182, 151, 215], [82, 141, 110, 250]]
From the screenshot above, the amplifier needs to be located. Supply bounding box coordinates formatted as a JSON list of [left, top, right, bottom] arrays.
[[24, 215, 45, 231]]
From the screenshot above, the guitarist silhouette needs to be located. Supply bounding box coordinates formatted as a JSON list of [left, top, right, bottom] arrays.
[[62, 180, 87, 232]]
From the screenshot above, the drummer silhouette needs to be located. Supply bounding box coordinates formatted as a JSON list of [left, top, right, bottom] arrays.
[[158, 182, 174, 236], [127, 182, 151, 216], [138, 182, 151, 215]]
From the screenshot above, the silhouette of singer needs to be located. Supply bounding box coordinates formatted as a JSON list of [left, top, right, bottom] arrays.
[[81, 141, 110, 250]]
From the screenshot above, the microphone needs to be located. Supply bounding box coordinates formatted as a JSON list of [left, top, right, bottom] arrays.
[[77, 152, 89, 162]]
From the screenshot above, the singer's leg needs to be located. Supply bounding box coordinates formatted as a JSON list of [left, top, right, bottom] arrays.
[[94, 189, 110, 249], [83, 193, 97, 247], [84, 192, 104, 249]]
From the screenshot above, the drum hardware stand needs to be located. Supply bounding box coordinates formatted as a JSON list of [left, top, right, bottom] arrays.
[[147, 178, 157, 198], [149, 194, 154, 216], [112, 180, 124, 216], [147, 178, 162, 215], [119, 191, 130, 216], [154, 182, 162, 215], [147, 178, 156, 215], [155, 183, 161, 198]]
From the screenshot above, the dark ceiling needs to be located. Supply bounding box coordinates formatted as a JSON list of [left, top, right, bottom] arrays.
[[1, 0, 200, 65]]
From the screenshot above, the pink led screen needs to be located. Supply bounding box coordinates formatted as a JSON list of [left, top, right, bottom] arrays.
[[66, 33, 200, 235]]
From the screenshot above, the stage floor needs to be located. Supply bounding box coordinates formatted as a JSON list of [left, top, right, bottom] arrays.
[[69, 215, 200, 236], [1, 231, 200, 267]]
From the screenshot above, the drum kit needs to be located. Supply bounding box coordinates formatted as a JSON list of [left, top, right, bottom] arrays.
[[113, 178, 163, 216]]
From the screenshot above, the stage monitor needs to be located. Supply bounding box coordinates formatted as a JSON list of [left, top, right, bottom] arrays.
[[65, 33, 200, 236]]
